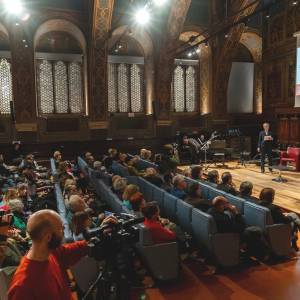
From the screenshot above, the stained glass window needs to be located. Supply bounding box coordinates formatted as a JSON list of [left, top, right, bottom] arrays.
[[108, 62, 144, 113], [0, 58, 13, 114], [37, 59, 84, 115], [172, 63, 198, 113]]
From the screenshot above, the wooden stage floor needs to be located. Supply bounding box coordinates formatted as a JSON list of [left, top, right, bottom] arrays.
[[180, 162, 300, 214]]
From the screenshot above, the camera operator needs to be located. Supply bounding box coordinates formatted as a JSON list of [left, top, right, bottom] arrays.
[[8, 209, 117, 300]]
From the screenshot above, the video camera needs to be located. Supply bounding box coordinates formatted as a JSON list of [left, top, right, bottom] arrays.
[[83, 214, 144, 261]]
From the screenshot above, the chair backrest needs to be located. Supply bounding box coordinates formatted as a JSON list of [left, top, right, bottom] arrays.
[[243, 201, 273, 229], [287, 147, 300, 159], [152, 186, 165, 213], [138, 224, 154, 246], [163, 193, 178, 221], [176, 200, 193, 233], [191, 208, 217, 249]]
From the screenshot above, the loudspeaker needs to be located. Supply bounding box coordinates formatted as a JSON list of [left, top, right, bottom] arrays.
[[9, 101, 15, 123]]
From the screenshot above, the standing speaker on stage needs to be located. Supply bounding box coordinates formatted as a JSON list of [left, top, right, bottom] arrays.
[[257, 122, 274, 173]]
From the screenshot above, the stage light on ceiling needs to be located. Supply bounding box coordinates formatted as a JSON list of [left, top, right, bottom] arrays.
[[135, 7, 150, 25], [153, 0, 167, 7], [21, 13, 31, 21], [4, 0, 23, 16], [196, 48, 200, 54], [187, 52, 193, 57]]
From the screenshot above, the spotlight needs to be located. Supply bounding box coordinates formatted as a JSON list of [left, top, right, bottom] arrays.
[[4, 0, 23, 16], [292, 1, 298, 5], [187, 52, 193, 57], [153, 0, 167, 7], [135, 7, 150, 25], [15, 23, 20, 26], [225, 34, 229, 38], [21, 12, 31, 21], [118, 44, 122, 49], [196, 48, 200, 54]]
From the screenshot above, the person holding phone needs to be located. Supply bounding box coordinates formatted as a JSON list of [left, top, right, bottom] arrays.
[[257, 122, 274, 173]]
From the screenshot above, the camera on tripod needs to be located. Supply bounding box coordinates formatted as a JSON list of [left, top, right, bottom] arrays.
[[81, 214, 145, 300], [83, 214, 144, 261]]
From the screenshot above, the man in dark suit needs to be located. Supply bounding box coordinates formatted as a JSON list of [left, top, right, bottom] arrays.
[[257, 122, 274, 173]]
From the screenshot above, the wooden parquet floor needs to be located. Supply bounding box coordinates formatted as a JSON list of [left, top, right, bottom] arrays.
[[180, 162, 300, 214]]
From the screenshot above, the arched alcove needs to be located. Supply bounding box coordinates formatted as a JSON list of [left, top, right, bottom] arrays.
[[34, 19, 87, 116], [108, 26, 154, 115]]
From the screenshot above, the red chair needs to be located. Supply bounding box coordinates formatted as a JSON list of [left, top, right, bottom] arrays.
[[280, 147, 300, 171]]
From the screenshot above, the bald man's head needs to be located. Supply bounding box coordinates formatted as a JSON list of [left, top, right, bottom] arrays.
[[212, 196, 229, 212], [27, 209, 64, 249]]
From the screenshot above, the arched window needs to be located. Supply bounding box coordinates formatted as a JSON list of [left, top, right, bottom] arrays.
[[0, 25, 12, 115], [172, 60, 198, 113], [108, 36, 145, 113], [35, 21, 86, 115]]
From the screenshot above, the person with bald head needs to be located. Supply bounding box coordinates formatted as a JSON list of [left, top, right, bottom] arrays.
[[8, 209, 117, 300], [8, 209, 86, 299], [208, 196, 245, 234]]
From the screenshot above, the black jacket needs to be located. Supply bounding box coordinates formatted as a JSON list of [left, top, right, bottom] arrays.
[[208, 207, 245, 234], [258, 130, 274, 149], [217, 183, 237, 196], [259, 201, 291, 224]]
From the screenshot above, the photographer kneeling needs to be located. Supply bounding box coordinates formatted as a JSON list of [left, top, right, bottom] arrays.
[[8, 209, 117, 300]]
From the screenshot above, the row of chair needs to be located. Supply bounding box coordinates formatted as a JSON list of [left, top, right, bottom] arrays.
[[50, 158, 73, 241], [117, 157, 292, 259], [77, 157, 179, 281]]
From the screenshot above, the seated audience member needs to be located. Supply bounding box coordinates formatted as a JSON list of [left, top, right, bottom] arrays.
[[103, 148, 118, 171], [206, 170, 219, 187], [122, 184, 140, 210], [126, 156, 142, 176], [208, 196, 245, 234], [0, 213, 23, 269], [17, 183, 31, 211], [86, 155, 95, 168], [71, 211, 93, 241], [259, 188, 300, 250], [185, 183, 211, 211], [144, 168, 163, 187], [191, 166, 203, 181], [161, 174, 173, 193], [66, 194, 87, 224], [8, 199, 27, 233], [9, 141, 24, 165], [142, 202, 176, 244], [182, 167, 191, 178], [118, 152, 128, 166], [112, 177, 127, 200], [217, 172, 237, 196], [53, 151, 62, 167], [19, 154, 38, 171], [171, 175, 187, 200], [128, 192, 146, 217], [239, 181, 258, 203], [157, 144, 178, 175], [140, 149, 152, 161]]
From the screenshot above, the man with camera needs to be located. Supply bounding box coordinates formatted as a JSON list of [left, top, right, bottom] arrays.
[[8, 209, 117, 300]]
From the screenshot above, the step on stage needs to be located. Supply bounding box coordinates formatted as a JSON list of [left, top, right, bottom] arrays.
[[181, 162, 300, 214]]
